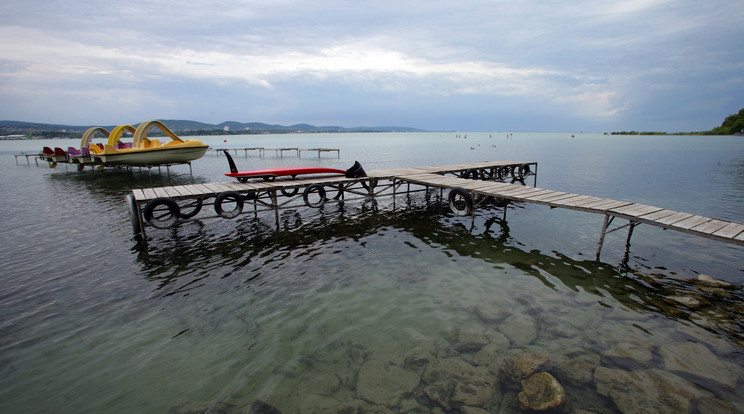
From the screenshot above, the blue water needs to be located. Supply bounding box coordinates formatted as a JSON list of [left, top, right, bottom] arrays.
[[1, 132, 743, 413]]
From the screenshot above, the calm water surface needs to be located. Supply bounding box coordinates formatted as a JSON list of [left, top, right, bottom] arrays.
[[1, 133, 743, 413]]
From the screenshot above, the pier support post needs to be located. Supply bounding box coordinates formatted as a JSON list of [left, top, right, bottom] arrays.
[[271, 191, 280, 230], [596, 214, 612, 260]]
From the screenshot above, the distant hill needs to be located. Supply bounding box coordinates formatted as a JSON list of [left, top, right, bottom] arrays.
[[0, 119, 424, 138]]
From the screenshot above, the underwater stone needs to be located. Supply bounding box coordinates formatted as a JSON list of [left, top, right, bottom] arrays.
[[498, 314, 537, 346], [422, 357, 479, 384], [483, 329, 510, 350], [659, 341, 739, 389], [451, 380, 498, 408], [356, 359, 420, 406], [474, 301, 511, 323], [501, 351, 548, 385], [694, 396, 740, 414], [665, 295, 702, 309], [423, 379, 457, 411], [517, 372, 566, 411], [473, 343, 508, 372], [454, 326, 489, 353], [461, 406, 490, 414], [168, 402, 232, 414], [594, 367, 696, 414], [693, 274, 741, 290], [543, 355, 599, 388], [330, 399, 390, 414], [603, 342, 653, 367]]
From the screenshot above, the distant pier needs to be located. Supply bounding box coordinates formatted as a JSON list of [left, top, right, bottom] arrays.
[[207, 147, 340, 158]]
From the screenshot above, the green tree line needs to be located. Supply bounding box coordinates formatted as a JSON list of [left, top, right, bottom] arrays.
[[612, 108, 744, 136]]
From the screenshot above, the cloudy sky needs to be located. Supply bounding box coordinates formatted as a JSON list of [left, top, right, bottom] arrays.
[[1, 0, 742, 132]]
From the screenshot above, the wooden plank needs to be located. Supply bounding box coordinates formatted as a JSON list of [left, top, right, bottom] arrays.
[[490, 185, 537, 196], [515, 189, 559, 200], [690, 219, 730, 235], [177, 185, 201, 196], [202, 183, 231, 193], [162, 186, 182, 197], [566, 196, 613, 209], [540, 193, 585, 204], [655, 211, 694, 225], [190, 184, 216, 196], [583, 200, 633, 211], [153, 188, 170, 198], [557, 195, 598, 207], [712, 222, 744, 239], [131, 189, 146, 201], [669, 215, 711, 230], [610, 203, 664, 217], [637, 209, 679, 222], [525, 191, 568, 201], [142, 188, 158, 200]]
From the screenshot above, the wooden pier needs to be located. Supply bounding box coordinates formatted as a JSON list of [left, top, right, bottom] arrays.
[[207, 147, 340, 158], [126, 161, 744, 258]]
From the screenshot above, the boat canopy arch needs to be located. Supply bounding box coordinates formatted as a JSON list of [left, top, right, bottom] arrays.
[[107, 125, 137, 147], [80, 127, 110, 148], [133, 120, 184, 148]]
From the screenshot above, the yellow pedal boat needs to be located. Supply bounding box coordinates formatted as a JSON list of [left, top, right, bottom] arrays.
[[80, 120, 208, 166]]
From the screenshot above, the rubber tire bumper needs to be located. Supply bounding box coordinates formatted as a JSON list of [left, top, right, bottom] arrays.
[[143, 197, 181, 229], [303, 184, 326, 208], [214, 191, 244, 219], [448, 187, 473, 216]]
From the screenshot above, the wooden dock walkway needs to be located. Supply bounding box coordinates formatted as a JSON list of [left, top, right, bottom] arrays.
[[395, 172, 744, 256], [207, 147, 340, 158], [126, 161, 744, 257]]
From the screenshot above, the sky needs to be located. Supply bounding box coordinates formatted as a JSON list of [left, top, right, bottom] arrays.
[[1, 0, 743, 132]]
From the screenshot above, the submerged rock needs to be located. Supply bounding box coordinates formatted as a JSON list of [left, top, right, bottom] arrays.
[[665, 295, 702, 309], [693, 274, 742, 290], [474, 301, 511, 323], [498, 314, 537, 346], [594, 367, 697, 413], [473, 342, 508, 372], [168, 402, 232, 414], [451, 380, 496, 408], [423, 379, 457, 411], [501, 351, 548, 385], [454, 326, 489, 353], [659, 341, 739, 389], [603, 342, 653, 368], [543, 354, 599, 388], [422, 357, 479, 384], [356, 359, 420, 406], [247, 400, 281, 414], [517, 372, 566, 411]]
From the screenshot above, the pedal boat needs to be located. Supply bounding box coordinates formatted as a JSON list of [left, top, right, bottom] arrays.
[[89, 120, 208, 166]]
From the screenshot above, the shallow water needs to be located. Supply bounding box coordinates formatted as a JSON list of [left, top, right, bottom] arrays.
[[1, 132, 743, 413]]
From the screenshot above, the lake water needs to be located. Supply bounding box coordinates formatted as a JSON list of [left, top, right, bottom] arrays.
[[1, 132, 743, 413]]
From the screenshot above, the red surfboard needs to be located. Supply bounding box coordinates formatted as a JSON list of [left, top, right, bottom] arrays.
[[221, 150, 366, 182]]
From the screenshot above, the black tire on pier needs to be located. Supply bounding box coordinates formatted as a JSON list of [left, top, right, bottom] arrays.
[[462, 168, 479, 180], [448, 187, 473, 216], [179, 198, 203, 219], [518, 163, 531, 180], [143, 197, 181, 229], [303, 184, 326, 208], [125, 194, 143, 234], [280, 187, 300, 197], [214, 191, 244, 219]]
